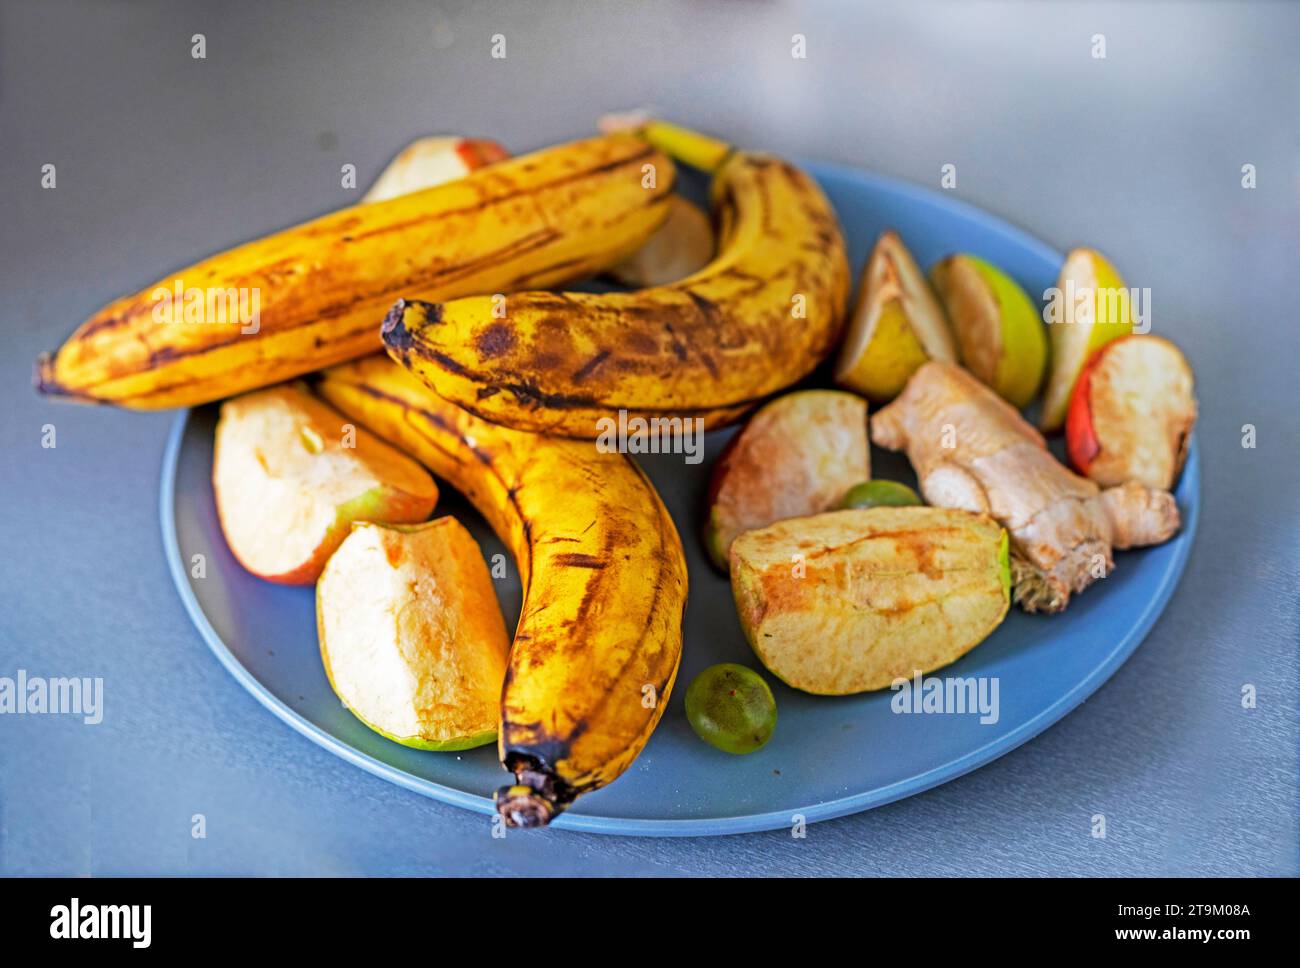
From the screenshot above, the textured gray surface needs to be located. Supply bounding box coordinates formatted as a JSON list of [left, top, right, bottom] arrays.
[[1, 0, 1297, 875]]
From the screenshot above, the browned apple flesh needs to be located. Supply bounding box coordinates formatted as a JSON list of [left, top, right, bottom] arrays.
[[729, 507, 1010, 694], [704, 390, 869, 570]]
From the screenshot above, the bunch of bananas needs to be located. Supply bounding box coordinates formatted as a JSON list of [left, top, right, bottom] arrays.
[[37, 121, 851, 826]]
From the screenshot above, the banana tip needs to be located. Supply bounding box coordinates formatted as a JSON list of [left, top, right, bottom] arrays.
[[495, 784, 557, 829], [33, 352, 91, 403], [380, 300, 412, 354], [33, 353, 53, 391]]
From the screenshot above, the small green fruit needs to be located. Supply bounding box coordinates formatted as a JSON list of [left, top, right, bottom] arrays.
[[685, 663, 777, 754], [842, 480, 921, 510]]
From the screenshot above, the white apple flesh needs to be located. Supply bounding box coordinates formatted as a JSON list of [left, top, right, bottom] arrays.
[[317, 518, 509, 751], [1067, 335, 1196, 490], [363, 136, 509, 203], [213, 383, 437, 584]]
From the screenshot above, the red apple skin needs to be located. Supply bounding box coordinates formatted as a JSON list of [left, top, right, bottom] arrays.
[[1065, 334, 1196, 489], [456, 139, 509, 170], [1065, 347, 1103, 475], [702, 428, 746, 571]]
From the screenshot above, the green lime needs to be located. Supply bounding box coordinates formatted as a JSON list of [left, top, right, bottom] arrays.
[[841, 480, 921, 510], [685, 663, 776, 754]]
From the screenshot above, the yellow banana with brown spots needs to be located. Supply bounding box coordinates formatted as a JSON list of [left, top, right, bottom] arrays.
[[314, 355, 687, 828], [381, 124, 851, 438], [36, 134, 673, 410]]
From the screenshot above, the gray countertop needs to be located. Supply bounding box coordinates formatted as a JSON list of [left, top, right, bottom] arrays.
[[1, 0, 1296, 875]]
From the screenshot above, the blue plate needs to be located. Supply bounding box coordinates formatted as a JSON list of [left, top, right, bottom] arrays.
[[161, 161, 1200, 835]]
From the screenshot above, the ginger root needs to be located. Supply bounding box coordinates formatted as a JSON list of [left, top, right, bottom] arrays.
[[871, 362, 1180, 612]]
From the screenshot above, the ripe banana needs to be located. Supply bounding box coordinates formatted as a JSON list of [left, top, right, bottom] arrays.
[[314, 355, 688, 827], [381, 126, 851, 438], [36, 134, 673, 410]]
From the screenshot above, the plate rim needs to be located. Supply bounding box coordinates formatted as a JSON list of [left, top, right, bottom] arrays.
[[159, 163, 1202, 837]]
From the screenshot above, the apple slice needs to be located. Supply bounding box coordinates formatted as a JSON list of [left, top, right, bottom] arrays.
[[362, 136, 509, 203], [317, 518, 508, 751], [929, 254, 1047, 409], [213, 383, 437, 584], [705, 389, 869, 571], [1039, 247, 1133, 431], [835, 230, 956, 402], [730, 507, 1010, 695], [608, 196, 714, 287], [1066, 335, 1196, 490]]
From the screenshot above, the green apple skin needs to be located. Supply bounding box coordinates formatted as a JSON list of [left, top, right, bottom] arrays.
[[364, 717, 497, 752], [1040, 249, 1133, 432], [998, 529, 1011, 601], [703, 508, 731, 572], [964, 256, 1048, 409], [930, 254, 1046, 410]]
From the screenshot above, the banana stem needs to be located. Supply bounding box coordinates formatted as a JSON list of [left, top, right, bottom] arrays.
[[638, 120, 734, 173], [495, 765, 568, 829]]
